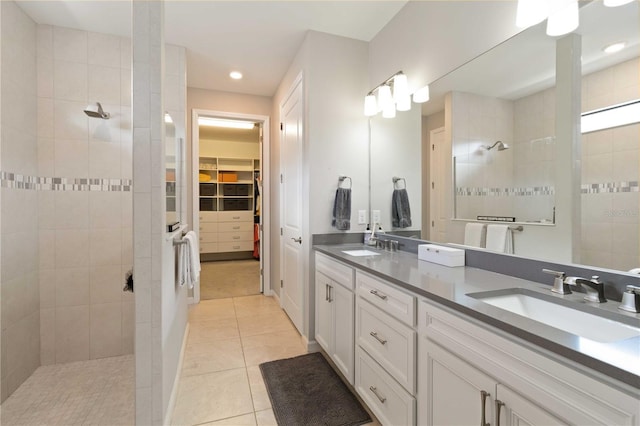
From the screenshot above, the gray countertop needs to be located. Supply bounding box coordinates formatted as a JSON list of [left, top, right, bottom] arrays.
[[314, 243, 640, 394]]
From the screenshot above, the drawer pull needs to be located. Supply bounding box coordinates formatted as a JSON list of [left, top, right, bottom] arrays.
[[480, 390, 490, 426], [370, 289, 388, 300], [369, 331, 387, 345], [495, 400, 505, 426], [233, 236, 240, 240], [233, 216, 240, 220], [369, 386, 386, 403], [233, 226, 240, 230], [233, 245, 240, 249]]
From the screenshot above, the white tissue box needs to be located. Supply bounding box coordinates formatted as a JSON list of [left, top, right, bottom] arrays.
[[418, 244, 465, 267]]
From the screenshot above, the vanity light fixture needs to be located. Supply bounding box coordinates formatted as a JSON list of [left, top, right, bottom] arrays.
[[515, 0, 579, 37], [546, 0, 579, 36], [229, 71, 243, 80], [164, 113, 173, 123], [363, 71, 413, 118], [412, 85, 430, 103], [198, 117, 255, 130], [603, 41, 626, 54]]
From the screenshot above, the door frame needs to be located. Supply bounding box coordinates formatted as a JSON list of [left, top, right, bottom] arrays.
[[191, 108, 271, 304], [429, 126, 446, 243]]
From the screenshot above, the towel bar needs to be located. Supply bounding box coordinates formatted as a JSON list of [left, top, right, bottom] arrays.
[[509, 225, 524, 232], [392, 176, 406, 189], [338, 175, 352, 189]]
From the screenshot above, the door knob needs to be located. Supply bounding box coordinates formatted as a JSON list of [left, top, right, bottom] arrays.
[[291, 237, 302, 244]]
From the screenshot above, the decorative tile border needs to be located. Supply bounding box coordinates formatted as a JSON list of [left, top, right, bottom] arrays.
[[456, 186, 555, 197], [0, 171, 132, 192], [581, 181, 639, 194]]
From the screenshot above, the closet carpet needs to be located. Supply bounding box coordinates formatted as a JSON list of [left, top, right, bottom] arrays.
[[200, 259, 261, 300]]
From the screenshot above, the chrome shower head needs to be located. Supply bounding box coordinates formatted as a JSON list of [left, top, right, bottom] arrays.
[[486, 141, 509, 151], [84, 102, 110, 119]]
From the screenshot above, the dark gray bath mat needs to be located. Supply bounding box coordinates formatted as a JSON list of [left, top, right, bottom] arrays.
[[259, 352, 371, 426]]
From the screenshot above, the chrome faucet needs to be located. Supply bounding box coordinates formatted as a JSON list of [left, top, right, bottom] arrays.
[[542, 269, 571, 294], [566, 275, 607, 303]]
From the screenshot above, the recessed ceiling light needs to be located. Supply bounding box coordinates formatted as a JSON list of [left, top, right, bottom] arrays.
[[230, 71, 243, 80], [603, 42, 626, 54]]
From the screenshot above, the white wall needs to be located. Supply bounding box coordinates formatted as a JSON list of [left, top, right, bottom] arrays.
[[369, 1, 520, 96], [271, 30, 369, 340]]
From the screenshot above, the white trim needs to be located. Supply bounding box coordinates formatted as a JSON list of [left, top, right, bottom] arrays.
[[191, 108, 272, 301], [303, 336, 321, 353], [164, 322, 190, 426]]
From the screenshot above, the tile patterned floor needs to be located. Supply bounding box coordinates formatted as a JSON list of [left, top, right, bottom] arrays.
[[171, 295, 308, 426], [0, 355, 134, 426]]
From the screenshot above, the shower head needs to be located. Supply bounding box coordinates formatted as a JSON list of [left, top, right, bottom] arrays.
[[486, 141, 509, 151], [84, 102, 110, 119]]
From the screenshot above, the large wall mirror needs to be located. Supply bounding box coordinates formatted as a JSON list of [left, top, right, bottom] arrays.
[[372, 0, 639, 273]]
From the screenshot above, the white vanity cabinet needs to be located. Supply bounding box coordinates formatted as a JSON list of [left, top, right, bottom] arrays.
[[314, 252, 355, 385], [355, 271, 417, 425], [418, 300, 640, 426]]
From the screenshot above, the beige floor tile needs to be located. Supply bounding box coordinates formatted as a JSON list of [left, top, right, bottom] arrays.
[[241, 330, 307, 367], [182, 338, 245, 377], [233, 294, 279, 308], [189, 298, 236, 322], [200, 412, 257, 425], [255, 409, 277, 426], [234, 303, 284, 319], [237, 311, 297, 337], [246, 365, 271, 412], [171, 368, 253, 426], [188, 317, 240, 343]]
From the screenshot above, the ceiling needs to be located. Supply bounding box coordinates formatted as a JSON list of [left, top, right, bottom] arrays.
[[17, 0, 408, 97]]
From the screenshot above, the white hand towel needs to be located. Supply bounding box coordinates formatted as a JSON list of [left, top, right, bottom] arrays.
[[464, 223, 486, 247], [183, 231, 201, 288], [486, 224, 513, 254]]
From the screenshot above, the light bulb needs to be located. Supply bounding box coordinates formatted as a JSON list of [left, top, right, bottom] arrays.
[[396, 95, 411, 112], [546, 0, 579, 37], [412, 85, 430, 103], [516, 0, 550, 28], [364, 94, 378, 116], [377, 85, 393, 112], [393, 73, 409, 103], [382, 103, 396, 118]]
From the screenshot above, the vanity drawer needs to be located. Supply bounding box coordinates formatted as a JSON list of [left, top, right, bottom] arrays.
[[218, 241, 253, 252], [218, 231, 253, 242], [357, 299, 416, 394], [199, 211, 219, 223], [316, 252, 354, 290], [199, 222, 218, 233], [218, 221, 253, 233], [355, 347, 415, 426], [218, 211, 253, 222], [357, 271, 416, 326], [199, 232, 218, 244], [199, 242, 218, 253]]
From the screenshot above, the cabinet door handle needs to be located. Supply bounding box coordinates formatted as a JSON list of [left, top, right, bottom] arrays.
[[495, 400, 505, 426], [480, 390, 490, 426], [328, 285, 333, 302], [369, 386, 386, 403], [369, 331, 387, 345], [325, 284, 329, 301], [370, 289, 388, 300]]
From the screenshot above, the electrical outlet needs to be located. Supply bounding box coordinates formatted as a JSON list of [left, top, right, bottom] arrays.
[[358, 210, 367, 225], [373, 210, 381, 224]]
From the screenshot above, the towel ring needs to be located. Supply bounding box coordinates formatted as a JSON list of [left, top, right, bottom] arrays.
[[392, 176, 406, 189], [338, 175, 352, 189]]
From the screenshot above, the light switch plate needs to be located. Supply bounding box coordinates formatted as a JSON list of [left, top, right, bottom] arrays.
[[373, 210, 381, 224], [358, 210, 367, 224]]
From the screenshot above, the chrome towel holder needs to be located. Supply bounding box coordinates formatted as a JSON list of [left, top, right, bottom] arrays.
[[338, 175, 352, 189], [392, 176, 406, 189]]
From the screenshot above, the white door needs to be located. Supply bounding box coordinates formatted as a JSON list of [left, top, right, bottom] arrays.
[[430, 127, 448, 243], [497, 384, 568, 426], [331, 282, 354, 384], [280, 77, 304, 333]]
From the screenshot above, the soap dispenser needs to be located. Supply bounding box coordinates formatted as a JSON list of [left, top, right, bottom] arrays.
[[363, 224, 372, 245]]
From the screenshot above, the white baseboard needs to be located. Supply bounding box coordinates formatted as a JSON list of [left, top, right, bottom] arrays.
[[303, 337, 321, 353], [164, 322, 190, 426]]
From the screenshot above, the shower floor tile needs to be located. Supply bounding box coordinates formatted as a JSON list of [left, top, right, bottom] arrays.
[[0, 355, 134, 426]]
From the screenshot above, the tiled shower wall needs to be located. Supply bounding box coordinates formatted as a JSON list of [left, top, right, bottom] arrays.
[[0, 1, 40, 402], [36, 24, 134, 365], [580, 57, 639, 271]]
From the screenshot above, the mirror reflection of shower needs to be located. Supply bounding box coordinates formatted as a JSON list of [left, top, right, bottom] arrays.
[[485, 140, 509, 151], [83, 102, 110, 119]]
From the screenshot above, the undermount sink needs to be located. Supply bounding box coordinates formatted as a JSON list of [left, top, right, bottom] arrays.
[[341, 249, 380, 257], [468, 288, 640, 343]]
